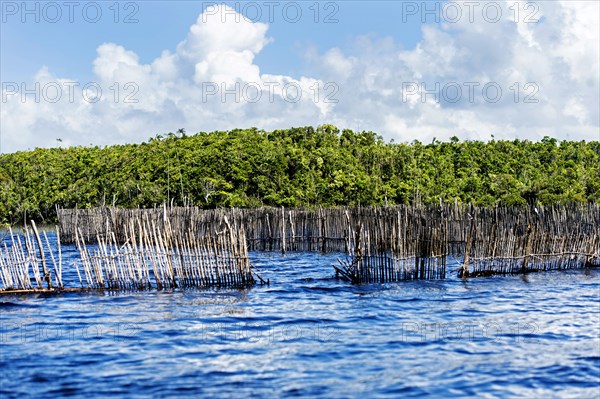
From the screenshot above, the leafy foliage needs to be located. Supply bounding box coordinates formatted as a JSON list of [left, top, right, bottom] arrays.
[[1, 126, 598, 224]]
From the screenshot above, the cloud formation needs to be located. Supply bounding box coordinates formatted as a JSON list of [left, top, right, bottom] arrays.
[[1, 1, 598, 152]]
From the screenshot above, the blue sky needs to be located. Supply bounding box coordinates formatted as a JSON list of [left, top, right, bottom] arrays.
[[1, 2, 424, 81], [1, 1, 599, 152]]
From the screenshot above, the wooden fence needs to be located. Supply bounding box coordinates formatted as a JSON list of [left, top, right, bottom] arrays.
[[57, 204, 600, 281], [0, 217, 254, 293]]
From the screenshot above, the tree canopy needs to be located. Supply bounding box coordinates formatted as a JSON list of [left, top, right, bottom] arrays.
[[1, 126, 598, 224]]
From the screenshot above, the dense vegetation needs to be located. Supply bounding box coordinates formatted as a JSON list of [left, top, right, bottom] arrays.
[[1, 125, 599, 225]]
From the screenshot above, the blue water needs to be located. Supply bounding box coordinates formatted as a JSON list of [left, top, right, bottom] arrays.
[[1, 235, 599, 398]]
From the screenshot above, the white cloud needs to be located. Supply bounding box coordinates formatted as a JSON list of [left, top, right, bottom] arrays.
[[313, 0, 599, 143], [321, 48, 355, 81], [193, 50, 261, 85], [1, 1, 599, 153], [176, 7, 270, 60], [93, 43, 145, 83]]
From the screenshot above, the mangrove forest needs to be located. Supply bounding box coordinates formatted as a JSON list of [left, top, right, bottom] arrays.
[[1, 125, 599, 225]]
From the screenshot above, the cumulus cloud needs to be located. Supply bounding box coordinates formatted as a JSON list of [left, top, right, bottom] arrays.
[[316, 0, 599, 143], [1, 1, 598, 152]]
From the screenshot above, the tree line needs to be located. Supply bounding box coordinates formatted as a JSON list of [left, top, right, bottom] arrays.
[[1, 125, 598, 225]]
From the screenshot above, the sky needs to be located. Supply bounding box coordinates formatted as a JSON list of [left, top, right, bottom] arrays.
[[1, 0, 599, 153]]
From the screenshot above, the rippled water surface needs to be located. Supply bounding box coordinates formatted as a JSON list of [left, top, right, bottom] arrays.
[[1, 235, 599, 398]]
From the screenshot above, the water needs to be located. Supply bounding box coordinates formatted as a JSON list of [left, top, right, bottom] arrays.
[[1, 234, 599, 398]]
